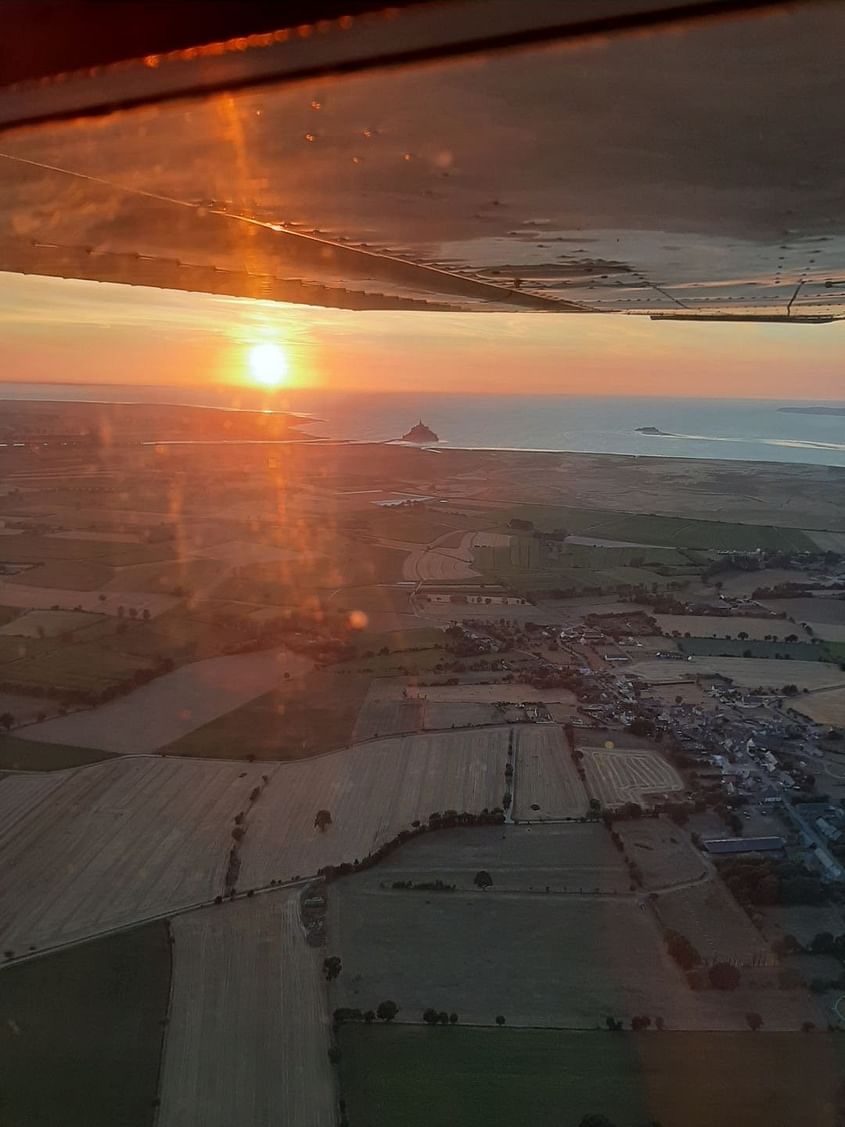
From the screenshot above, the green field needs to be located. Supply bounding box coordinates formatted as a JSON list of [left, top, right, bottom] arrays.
[[478, 505, 818, 553], [473, 537, 701, 596], [677, 637, 825, 661], [0, 641, 157, 697], [0, 534, 178, 566], [0, 734, 115, 770], [0, 922, 171, 1127], [214, 541, 406, 602], [339, 1025, 845, 1127], [163, 670, 372, 759]]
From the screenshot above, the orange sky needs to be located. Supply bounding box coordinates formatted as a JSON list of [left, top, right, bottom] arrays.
[[0, 272, 842, 400]]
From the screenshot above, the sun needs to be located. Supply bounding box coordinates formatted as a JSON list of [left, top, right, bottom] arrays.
[[248, 342, 289, 388]]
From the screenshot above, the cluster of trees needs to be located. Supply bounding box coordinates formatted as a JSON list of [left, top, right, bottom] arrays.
[[718, 858, 831, 907], [332, 1000, 398, 1027], [665, 930, 702, 972], [422, 1009, 458, 1025], [391, 879, 455, 892]]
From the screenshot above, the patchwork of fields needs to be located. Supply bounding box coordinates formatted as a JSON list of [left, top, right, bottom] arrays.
[[0, 729, 510, 952], [17, 647, 312, 753]]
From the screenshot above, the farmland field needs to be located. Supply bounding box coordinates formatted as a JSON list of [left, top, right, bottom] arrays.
[[0, 641, 157, 697], [0, 922, 170, 1127], [654, 880, 773, 965], [238, 729, 512, 889], [18, 646, 312, 753], [580, 745, 683, 807], [422, 702, 501, 728], [159, 893, 334, 1127], [654, 614, 810, 641], [790, 687, 845, 727], [629, 656, 845, 690], [329, 882, 688, 1027], [487, 506, 819, 552], [405, 684, 576, 705], [353, 682, 423, 741], [5, 559, 115, 589], [106, 557, 224, 594], [0, 758, 276, 951], [338, 1025, 845, 1127], [0, 580, 179, 617], [0, 733, 115, 770], [0, 608, 106, 637], [513, 725, 589, 820], [616, 819, 707, 888], [165, 670, 371, 759], [356, 823, 629, 894], [677, 637, 822, 661]]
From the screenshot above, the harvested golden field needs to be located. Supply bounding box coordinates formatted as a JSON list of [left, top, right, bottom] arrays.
[[580, 746, 683, 808], [159, 893, 334, 1127], [513, 725, 588, 820], [239, 729, 511, 888], [0, 729, 510, 952], [0, 759, 274, 952], [790, 688, 845, 727]]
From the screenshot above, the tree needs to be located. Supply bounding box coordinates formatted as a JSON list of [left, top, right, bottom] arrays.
[[746, 1012, 763, 1032], [708, 962, 741, 991], [323, 956, 342, 981], [474, 870, 493, 890], [422, 1008, 439, 1025], [449, 1012, 458, 1025], [0, 712, 13, 732], [377, 1000, 398, 1022], [495, 1014, 506, 1026], [314, 809, 333, 833], [141, 608, 151, 621], [665, 930, 701, 971], [363, 1010, 375, 1024], [801, 1021, 816, 1033], [810, 931, 835, 955]]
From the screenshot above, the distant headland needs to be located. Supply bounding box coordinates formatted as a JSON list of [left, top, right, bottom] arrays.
[[778, 406, 845, 416]]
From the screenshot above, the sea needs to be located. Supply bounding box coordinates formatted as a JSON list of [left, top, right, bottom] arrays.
[[1, 383, 843, 468]]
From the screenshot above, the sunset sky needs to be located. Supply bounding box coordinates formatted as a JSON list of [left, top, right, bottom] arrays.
[[1, 272, 842, 400]]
